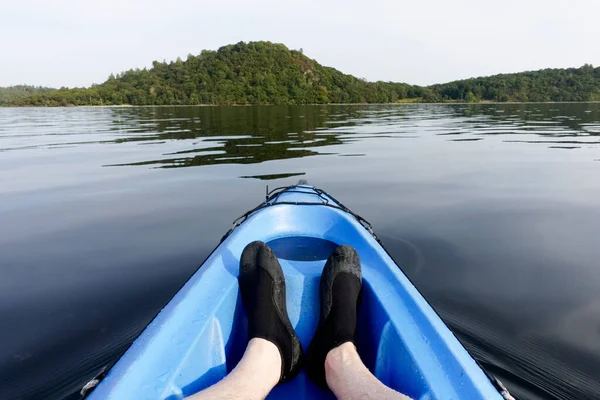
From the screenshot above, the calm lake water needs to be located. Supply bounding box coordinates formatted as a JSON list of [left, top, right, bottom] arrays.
[[1, 104, 600, 400]]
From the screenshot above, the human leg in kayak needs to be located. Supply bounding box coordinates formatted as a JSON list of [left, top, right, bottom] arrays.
[[306, 244, 412, 400], [187, 241, 302, 400], [186, 337, 281, 400], [187, 242, 410, 400]]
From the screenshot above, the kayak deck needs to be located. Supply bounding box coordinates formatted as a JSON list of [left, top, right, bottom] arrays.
[[88, 186, 502, 400]]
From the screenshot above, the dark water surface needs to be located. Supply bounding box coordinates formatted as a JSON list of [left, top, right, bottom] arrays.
[[1, 104, 600, 400]]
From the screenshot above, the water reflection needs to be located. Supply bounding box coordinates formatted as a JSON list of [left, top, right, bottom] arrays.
[[2, 104, 599, 172], [240, 172, 306, 180], [107, 104, 600, 168]]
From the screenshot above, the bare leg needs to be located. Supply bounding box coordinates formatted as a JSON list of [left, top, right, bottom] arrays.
[[325, 342, 412, 400], [188, 242, 303, 399], [186, 338, 281, 400]]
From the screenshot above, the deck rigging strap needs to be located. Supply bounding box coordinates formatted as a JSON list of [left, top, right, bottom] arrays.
[[220, 185, 381, 244]]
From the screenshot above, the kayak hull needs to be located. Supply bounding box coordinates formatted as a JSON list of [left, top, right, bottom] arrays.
[[88, 185, 502, 400]]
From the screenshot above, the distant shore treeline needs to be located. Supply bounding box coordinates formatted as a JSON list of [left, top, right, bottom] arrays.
[[0, 85, 56, 105], [4, 42, 600, 106]]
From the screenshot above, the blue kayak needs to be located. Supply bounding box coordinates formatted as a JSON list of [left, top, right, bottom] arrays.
[[86, 185, 507, 400]]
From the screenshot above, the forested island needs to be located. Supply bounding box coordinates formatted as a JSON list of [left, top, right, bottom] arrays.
[[5, 42, 600, 106]]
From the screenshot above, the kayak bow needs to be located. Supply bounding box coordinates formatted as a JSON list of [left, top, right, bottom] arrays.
[[86, 184, 507, 400]]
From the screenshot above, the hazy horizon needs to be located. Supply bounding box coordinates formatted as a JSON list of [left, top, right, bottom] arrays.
[[2, 0, 599, 88]]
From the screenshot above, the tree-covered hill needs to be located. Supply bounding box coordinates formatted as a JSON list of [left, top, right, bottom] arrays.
[[9, 42, 431, 106], [432, 64, 600, 102], [6, 41, 600, 106], [0, 85, 55, 105]]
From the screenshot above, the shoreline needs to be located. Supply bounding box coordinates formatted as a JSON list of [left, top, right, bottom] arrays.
[[3, 101, 600, 108]]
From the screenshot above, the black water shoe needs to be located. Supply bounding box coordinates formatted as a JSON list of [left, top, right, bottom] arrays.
[[306, 244, 362, 387], [239, 241, 303, 383]]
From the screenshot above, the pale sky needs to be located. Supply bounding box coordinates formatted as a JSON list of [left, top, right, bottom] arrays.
[[1, 0, 598, 88]]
